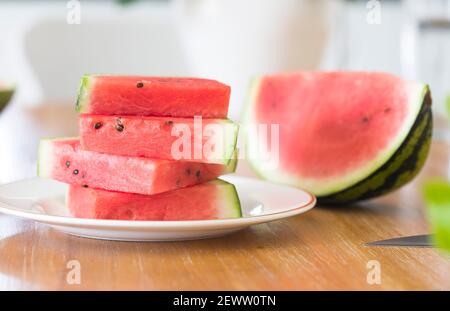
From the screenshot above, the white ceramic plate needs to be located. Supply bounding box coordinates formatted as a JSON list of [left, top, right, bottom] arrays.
[[0, 176, 315, 241]]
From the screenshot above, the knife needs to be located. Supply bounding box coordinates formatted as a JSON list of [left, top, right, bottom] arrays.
[[365, 234, 434, 247]]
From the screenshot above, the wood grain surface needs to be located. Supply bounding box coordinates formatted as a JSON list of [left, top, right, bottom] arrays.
[[0, 103, 449, 290]]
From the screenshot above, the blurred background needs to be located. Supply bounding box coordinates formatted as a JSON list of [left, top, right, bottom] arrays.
[[0, 0, 449, 182]]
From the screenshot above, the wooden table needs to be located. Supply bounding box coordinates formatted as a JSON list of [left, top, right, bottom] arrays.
[[0, 103, 449, 290]]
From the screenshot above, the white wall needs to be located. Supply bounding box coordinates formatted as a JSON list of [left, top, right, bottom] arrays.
[[0, 1, 183, 106], [4, 1, 433, 118]]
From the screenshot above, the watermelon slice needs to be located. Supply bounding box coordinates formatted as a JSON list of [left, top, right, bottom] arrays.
[[79, 115, 239, 164], [38, 138, 237, 195], [67, 179, 242, 221], [76, 75, 231, 118], [244, 71, 432, 204], [0, 82, 15, 113]]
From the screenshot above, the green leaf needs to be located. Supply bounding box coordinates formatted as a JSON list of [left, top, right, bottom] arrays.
[[423, 181, 450, 252]]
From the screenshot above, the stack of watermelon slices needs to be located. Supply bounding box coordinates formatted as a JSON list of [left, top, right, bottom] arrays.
[[38, 75, 241, 221]]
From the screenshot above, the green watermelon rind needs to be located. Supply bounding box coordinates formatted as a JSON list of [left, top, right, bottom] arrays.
[[75, 75, 92, 113], [226, 149, 239, 173], [243, 75, 431, 201], [0, 85, 15, 112], [212, 179, 242, 218], [222, 121, 240, 165], [199, 118, 238, 164]]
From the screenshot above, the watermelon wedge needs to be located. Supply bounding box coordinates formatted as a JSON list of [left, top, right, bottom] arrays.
[[79, 115, 239, 164], [38, 138, 237, 195], [76, 75, 231, 118], [244, 71, 432, 204], [68, 179, 242, 221]]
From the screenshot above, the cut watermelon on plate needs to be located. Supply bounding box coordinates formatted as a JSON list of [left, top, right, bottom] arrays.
[[76, 75, 231, 118], [244, 71, 432, 204], [38, 138, 237, 195], [67, 179, 242, 221], [79, 115, 239, 164]]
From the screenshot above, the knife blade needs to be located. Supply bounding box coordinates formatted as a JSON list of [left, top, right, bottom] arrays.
[[365, 234, 434, 247]]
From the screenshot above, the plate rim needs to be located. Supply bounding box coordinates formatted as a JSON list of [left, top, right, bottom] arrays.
[[0, 176, 316, 230]]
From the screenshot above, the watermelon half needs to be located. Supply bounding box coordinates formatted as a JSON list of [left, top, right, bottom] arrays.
[[38, 138, 237, 195], [79, 115, 239, 164], [67, 179, 242, 221], [244, 71, 432, 205], [76, 75, 231, 118]]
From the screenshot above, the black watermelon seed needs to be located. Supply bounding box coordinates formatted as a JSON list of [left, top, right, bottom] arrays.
[[94, 122, 103, 129], [73, 169, 79, 175], [82, 185, 89, 188], [116, 118, 124, 132], [196, 170, 201, 178], [116, 124, 124, 132], [136, 81, 144, 88], [165, 120, 174, 127], [185, 168, 191, 176], [65, 161, 70, 168]]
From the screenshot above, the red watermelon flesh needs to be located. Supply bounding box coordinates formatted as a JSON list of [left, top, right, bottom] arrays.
[[38, 138, 237, 195], [245, 71, 428, 196], [76, 75, 231, 118], [79, 115, 239, 164], [67, 180, 242, 221]]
